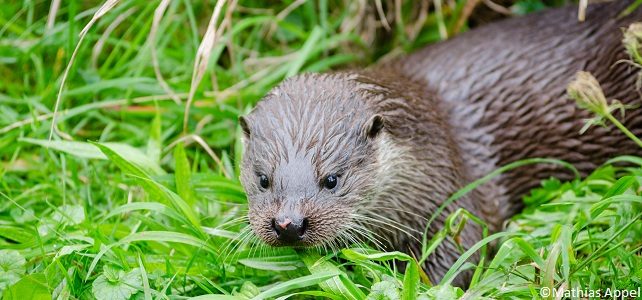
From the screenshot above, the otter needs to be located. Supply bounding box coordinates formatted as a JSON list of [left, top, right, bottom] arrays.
[[238, 0, 642, 285]]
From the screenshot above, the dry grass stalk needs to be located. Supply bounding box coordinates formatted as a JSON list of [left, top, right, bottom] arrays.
[[45, 0, 61, 32], [213, 0, 239, 92], [433, 0, 448, 39], [91, 7, 136, 69], [578, 0, 588, 21], [49, 0, 121, 140], [375, 0, 392, 31], [408, 0, 429, 40], [452, 0, 482, 35], [482, 0, 512, 15], [151, 0, 182, 104], [183, 0, 228, 133]]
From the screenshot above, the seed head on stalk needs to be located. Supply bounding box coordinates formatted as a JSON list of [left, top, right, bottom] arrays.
[[567, 71, 642, 148]]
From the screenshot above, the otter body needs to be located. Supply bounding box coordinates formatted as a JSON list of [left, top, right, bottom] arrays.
[[239, 1, 642, 285]]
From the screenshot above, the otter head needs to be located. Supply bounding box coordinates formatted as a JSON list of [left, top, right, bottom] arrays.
[[239, 73, 386, 247]]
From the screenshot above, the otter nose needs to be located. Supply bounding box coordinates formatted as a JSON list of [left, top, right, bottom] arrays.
[[272, 217, 308, 243]]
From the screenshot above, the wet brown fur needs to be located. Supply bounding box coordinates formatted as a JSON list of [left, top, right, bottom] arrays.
[[239, 1, 642, 286]]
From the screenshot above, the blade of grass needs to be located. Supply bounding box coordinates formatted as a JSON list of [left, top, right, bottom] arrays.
[[50, 0, 120, 140]]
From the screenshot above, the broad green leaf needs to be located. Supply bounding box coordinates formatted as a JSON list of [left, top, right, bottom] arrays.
[[92, 266, 141, 300], [235, 281, 259, 298], [422, 284, 463, 300], [0, 250, 26, 296], [367, 280, 400, 300], [2, 273, 51, 300], [0, 250, 25, 275], [304, 54, 358, 73], [0, 272, 21, 298]]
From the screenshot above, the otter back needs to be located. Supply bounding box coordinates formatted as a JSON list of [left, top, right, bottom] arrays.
[[397, 0, 642, 227]]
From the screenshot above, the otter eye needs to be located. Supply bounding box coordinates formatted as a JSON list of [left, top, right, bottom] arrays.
[[259, 174, 269, 189], [323, 174, 338, 189]]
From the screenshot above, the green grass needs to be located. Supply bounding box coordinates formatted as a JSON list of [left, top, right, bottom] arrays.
[[1, 0, 641, 299]]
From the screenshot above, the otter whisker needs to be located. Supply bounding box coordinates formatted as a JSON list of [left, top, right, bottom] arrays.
[[337, 222, 374, 249], [224, 226, 255, 262], [225, 229, 253, 263], [348, 223, 386, 250], [352, 220, 402, 248], [339, 227, 363, 249], [247, 235, 264, 259], [342, 228, 371, 250], [361, 214, 423, 239]]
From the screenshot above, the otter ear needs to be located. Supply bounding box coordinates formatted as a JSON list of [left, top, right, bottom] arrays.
[[239, 116, 251, 137], [365, 114, 385, 139]]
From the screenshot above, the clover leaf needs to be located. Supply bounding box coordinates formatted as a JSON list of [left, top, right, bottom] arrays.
[[366, 280, 400, 300], [0, 250, 26, 297], [92, 266, 142, 300]]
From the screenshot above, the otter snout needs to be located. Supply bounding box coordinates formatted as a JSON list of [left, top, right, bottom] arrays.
[[271, 216, 309, 243]]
